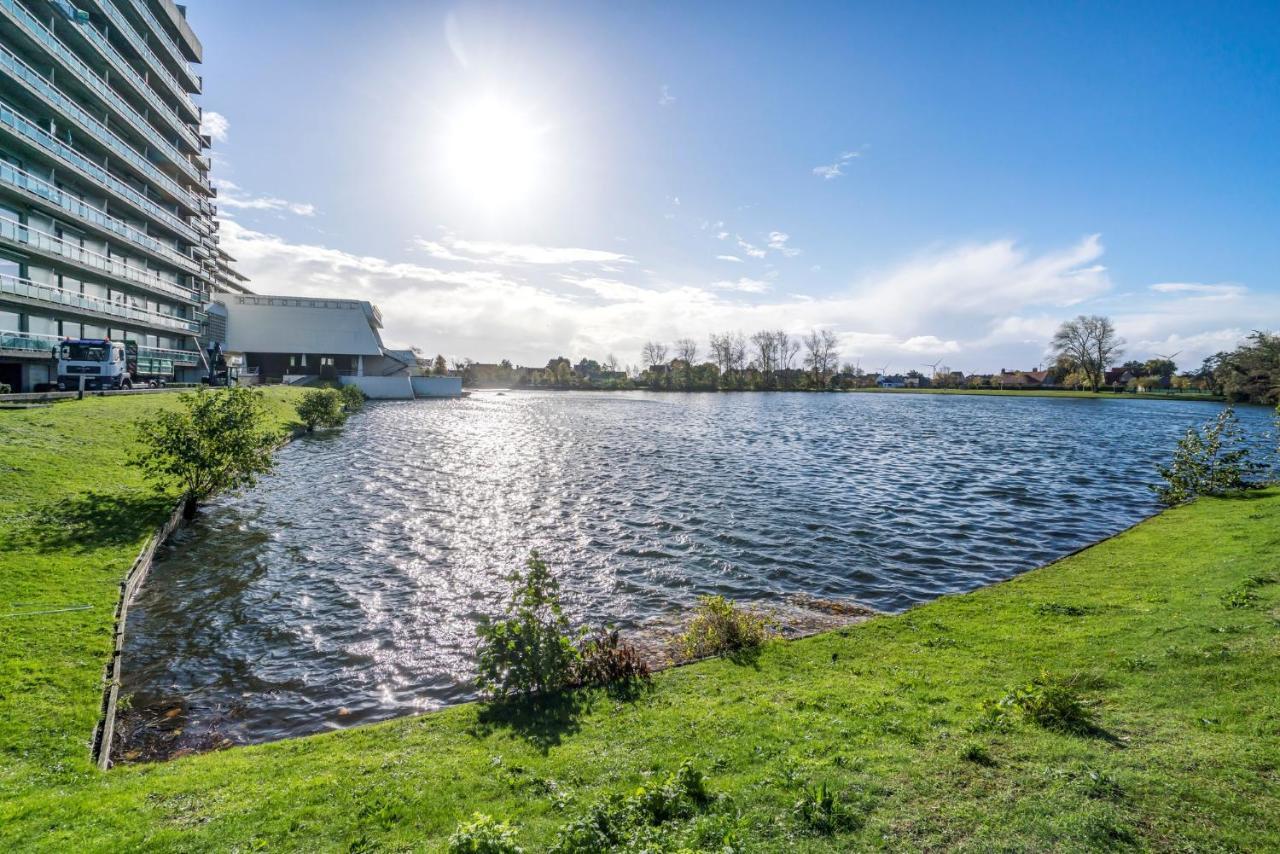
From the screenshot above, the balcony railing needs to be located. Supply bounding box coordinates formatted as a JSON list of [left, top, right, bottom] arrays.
[[0, 0, 203, 162], [117, 0, 200, 92], [0, 100, 197, 242], [0, 328, 59, 354], [89, 0, 197, 111], [45, 0, 201, 142], [0, 215, 200, 304], [0, 160, 198, 274], [138, 344, 199, 365], [0, 272, 201, 333], [0, 44, 204, 204]]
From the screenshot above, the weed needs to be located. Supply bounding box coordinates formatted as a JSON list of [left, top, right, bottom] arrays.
[[447, 813, 522, 854], [551, 761, 713, 853], [983, 671, 1097, 734], [1034, 602, 1092, 617], [574, 626, 651, 693], [793, 782, 860, 835], [959, 742, 996, 766], [677, 595, 773, 661]]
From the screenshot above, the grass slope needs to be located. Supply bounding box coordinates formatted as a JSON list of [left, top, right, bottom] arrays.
[[0, 390, 304, 797], [2, 393, 1278, 851]]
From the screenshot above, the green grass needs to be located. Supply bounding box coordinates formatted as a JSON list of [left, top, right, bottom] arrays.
[[2, 392, 1279, 851]]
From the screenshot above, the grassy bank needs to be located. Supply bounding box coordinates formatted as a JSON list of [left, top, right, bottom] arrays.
[[2, 392, 1278, 851], [0, 390, 304, 796]]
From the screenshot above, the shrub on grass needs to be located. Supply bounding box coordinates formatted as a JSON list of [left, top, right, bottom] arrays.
[[296, 388, 347, 432], [447, 813, 522, 854], [677, 595, 772, 660], [0, 382, 10, 394], [133, 387, 276, 519], [476, 552, 580, 699], [551, 761, 712, 853], [1152, 407, 1265, 506], [982, 671, 1096, 734], [574, 625, 650, 691], [339, 383, 366, 412], [959, 742, 996, 766]]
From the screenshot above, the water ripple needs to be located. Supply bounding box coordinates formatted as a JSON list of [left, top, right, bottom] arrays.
[[121, 391, 1273, 746]]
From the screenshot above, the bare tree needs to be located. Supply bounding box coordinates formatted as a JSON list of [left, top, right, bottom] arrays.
[[729, 332, 747, 374], [1051, 315, 1124, 392], [708, 332, 731, 376], [751, 330, 777, 382], [673, 338, 698, 388], [641, 341, 669, 369], [803, 329, 840, 385], [776, 330, 800, 387]]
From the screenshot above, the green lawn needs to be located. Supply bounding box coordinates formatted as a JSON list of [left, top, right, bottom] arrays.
[[2, 392, 1278, 851]]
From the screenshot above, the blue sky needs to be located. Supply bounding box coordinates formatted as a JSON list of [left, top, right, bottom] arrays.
[[192, 0, 1280, 371]]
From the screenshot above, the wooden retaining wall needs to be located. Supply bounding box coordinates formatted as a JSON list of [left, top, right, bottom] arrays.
[[91, 499, 187, 769]]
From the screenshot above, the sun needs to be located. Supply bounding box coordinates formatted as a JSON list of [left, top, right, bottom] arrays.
[[439, 95, 548, 213]]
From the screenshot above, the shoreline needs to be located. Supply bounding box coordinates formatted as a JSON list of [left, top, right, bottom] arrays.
[[466, 384, 1234, 403]]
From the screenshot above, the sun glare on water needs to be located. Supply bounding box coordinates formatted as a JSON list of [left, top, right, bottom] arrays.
[[439, 95, 549, 213]]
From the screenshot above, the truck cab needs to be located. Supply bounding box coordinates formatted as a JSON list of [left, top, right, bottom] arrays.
[[56, 338, 132, 391]]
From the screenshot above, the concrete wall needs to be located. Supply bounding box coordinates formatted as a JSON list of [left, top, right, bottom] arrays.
[[411, 376, 463, 398], [340, 375, 414, 399]]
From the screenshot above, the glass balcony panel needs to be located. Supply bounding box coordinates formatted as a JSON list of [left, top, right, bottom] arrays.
[[0, 215, 200, 303], [0, 272, 201, 332], [0, 0, 203, 158], [0, 45, 202, 203], [0, 161, 198, 273], [0, 100, 197, 241]]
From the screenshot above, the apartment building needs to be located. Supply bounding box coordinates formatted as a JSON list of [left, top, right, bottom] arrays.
[[0, 0, 231, 390]]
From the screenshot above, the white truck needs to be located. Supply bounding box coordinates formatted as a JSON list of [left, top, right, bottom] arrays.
[[55, 338, 167, 391]]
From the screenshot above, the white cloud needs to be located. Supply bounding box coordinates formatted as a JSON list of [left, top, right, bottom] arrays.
[[716, 255, 743, 263], [1148, 282, 1246, 299], [736, 236, 767, 259], [711, 277, 770, 294], [213, 177, 315, 217], [767, 231, 801, 257], [200, 110, 229, 142], [900, 335, 961, 354], [413, 234, 633, 266], [812, 148, 863, 180], [218, 222, 1276, 371]]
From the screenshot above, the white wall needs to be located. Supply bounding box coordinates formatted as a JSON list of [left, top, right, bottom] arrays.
[[340, 375, 414, 399], [411, 376, 463, 398]]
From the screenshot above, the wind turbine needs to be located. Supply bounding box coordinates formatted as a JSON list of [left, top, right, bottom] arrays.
[[923, 359, 943, 375], [1155, 350, 1181, 362]]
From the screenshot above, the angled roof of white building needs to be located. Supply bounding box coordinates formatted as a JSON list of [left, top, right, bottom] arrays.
[[220, 295, 386, 356]]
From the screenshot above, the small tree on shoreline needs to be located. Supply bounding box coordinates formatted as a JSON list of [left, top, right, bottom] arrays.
[[1152, 407, 1265, 506], [133, 387, 277, 519], [296, 388, 347, 432]]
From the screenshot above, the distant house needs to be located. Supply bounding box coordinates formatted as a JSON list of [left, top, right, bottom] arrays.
[[1104, 368, 1136, 388], [995, 369, 1054, 389], [877, 374, 906, 388]]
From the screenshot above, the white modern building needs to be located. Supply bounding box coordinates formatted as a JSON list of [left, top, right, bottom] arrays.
[[208, 293, 461, 399]]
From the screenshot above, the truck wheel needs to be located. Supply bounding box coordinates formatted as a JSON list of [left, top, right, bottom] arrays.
[[121, 379, 133, 390]]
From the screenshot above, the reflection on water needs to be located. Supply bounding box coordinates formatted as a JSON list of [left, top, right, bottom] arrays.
[[120, 391, 1273, 750]]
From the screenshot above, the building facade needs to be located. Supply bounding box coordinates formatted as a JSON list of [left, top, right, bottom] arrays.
[[0, 0, 230, 391]]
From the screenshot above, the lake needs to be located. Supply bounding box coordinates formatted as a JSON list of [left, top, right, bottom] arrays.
[[119, 391, 1275, 752]]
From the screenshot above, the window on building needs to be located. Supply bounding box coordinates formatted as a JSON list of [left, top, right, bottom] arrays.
[[290, 355, 307, 368], [0, 309, 19, 332], [320, 356, 335, 367], [0, 251, 21, 279]]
